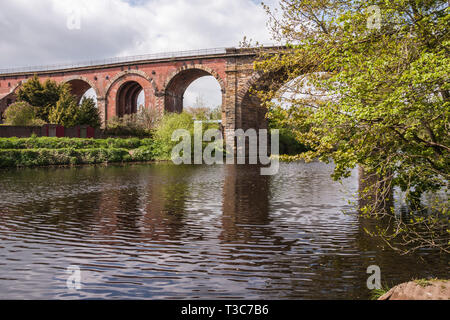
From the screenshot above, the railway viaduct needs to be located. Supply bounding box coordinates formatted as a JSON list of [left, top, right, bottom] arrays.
[[0, 47, 280, 133]]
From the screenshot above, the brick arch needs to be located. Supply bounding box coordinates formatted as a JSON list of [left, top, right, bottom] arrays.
[[104, 71, 156, 120], [164, 65, 225, 93], [236, 71, 264, 108], [104, 70, 156, 98], [63, 76, 101, 103], [236, 71, 269, 130], [163, 65, 225, 113], [236, 70, 292, 130]]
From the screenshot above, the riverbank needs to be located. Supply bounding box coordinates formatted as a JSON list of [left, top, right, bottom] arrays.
[[0, 136, 304, 169], [0, 137, 160, 168], [378, 279, 449, 300]]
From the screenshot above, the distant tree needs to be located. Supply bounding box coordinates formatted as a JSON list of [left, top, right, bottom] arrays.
[[17, 75, 65, 122], [193, 95, 206, 109], [4, 101, 45, 126], [184, 106, 210, 120], [210, 106, 222, 120]]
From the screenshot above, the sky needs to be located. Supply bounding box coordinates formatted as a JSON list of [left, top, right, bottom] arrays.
[[0, 0, 278, 108]]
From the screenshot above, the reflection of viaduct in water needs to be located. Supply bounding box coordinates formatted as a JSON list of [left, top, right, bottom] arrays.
[[93, 166, 194, 240], [0, 47, 280, 132], [141, 166, 192, 240], [220, 165, 274, 243]]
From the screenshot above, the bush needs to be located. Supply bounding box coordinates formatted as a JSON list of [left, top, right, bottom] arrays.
[[106, 114, 149, 137], [0, 147, 134, 168], [0, 137, 154, 150], [136, 107, 162, 131], [105, 108, 161, 137], [0, 136, 160, 168], [154, 112, 220, 159], [3, 101, 46, 126], [154, 112, 195, 158]]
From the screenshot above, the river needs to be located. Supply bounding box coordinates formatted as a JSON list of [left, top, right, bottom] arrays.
[[0, 162, 447, 299]]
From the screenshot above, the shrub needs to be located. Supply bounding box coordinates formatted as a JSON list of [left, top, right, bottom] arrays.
[[154, 112, 220, 160], [0, 137, 155, 150], [106, 114, 149, 137], [154, 112, 195, 158], [136, 107, 162, 131], [105, 108, 161, 137], [3, 101, 45, 126], [0, 147, 134, 168]]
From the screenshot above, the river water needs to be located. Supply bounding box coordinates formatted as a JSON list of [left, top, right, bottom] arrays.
[[0, 162, 447, 299]]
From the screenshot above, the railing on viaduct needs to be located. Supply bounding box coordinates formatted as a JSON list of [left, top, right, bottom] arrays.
[[0, 44, 281, 75]]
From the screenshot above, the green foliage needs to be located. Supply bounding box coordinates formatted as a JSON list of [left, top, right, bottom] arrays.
[[105, 110, 160, 137], [153, 112, 220, 159], [154, 112, 195, 158], [370, 285, 391, 300], [17, 75, 101, 128], [269, 111, 309, 155], [257, 0, 449, 253], [0, 137, 153, 150], [0, 148, 130, 168], [278, 128, 309, 155], [3, 101, 46, 126], [184, 106, 223, 121], [210, 106, 222, 121], [75, 97, 101, 128], [0, 137, 158, 168], [17, 75, 65, 122], [48, 86, 79, 127]]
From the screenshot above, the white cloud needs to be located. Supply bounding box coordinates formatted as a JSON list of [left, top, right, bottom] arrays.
[[0, 0, 279, 109]]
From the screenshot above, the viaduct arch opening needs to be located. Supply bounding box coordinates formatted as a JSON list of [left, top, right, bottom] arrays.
[[65, 78, 98, 106], [116, 81, 145, 117], [164, 68, 224, 116]]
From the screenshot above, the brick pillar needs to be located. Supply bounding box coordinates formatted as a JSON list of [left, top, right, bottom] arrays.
[[224, 49, 238, 154], [97, 97, 107, 128]]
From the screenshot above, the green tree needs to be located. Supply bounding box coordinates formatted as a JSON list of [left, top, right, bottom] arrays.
[[256, 0, 449, 253], [48, 86, 79, 127], [17, 75, 64, 122], [75, 97, 101, 128], [3, 101, 46, 126]]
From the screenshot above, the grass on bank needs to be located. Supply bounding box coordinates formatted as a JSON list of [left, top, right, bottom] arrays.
[[370, 285, 391, 300], [0, 136, 161, 168], [413, 278, 447, 288]]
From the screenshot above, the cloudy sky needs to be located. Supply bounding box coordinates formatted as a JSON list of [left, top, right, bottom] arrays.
[[0, 0, 278, 108]]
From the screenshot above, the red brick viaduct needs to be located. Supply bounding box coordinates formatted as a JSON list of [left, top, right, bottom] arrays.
[[0, 47, 278, 133]]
